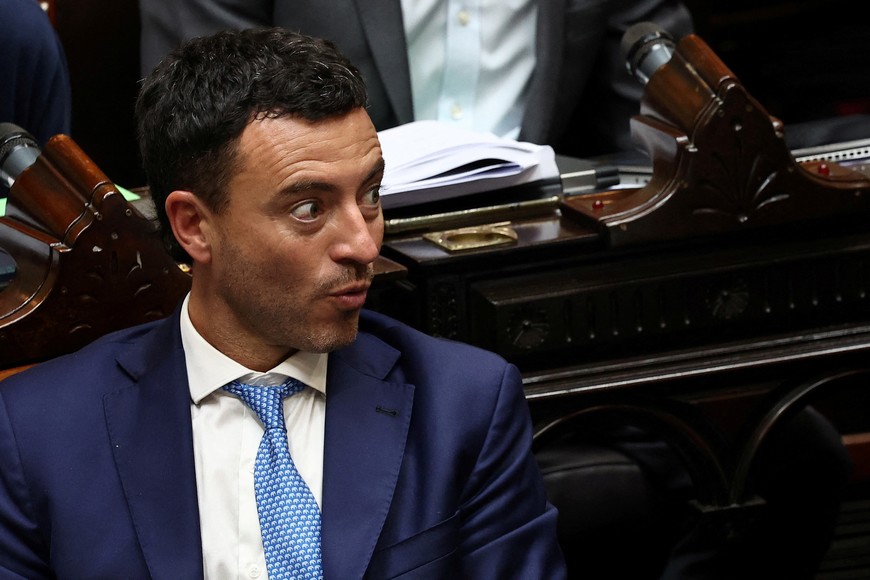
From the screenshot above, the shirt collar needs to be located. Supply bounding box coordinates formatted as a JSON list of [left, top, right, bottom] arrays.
[[179, 294, 328, 404]]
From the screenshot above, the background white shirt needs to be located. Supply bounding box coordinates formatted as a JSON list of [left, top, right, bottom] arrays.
[[179, 294, 328, 580], [401, 0, 538, 139]]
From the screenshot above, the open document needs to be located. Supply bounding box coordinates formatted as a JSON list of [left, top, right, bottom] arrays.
[[378, 120, 560, 210]]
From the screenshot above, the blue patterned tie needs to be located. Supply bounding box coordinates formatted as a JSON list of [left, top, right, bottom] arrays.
[[223, 378, 323, 580]]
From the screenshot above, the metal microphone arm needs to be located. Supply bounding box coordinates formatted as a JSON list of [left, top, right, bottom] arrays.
[[0, 123, 41, 189], [621, 22, 676, 85]]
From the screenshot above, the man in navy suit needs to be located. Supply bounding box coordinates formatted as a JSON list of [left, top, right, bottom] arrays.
[[0, 28, 566, 578]]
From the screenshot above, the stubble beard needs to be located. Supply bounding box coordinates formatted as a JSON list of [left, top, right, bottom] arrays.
[[220, 258, 373, 356]]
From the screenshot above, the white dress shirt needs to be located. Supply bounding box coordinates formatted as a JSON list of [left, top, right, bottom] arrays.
[[400, 0, 538, 139], [179, 294, 328, 580]]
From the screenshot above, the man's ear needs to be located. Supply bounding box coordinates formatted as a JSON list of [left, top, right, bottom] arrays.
[[165, 190, 214, 264]]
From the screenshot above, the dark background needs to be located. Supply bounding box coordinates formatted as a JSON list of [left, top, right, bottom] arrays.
[[683, 0, 870, 125]]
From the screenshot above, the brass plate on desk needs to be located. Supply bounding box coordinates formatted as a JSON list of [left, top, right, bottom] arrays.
[[422, 222, 518, 252]]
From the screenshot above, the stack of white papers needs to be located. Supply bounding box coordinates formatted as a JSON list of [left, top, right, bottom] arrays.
[[378, 120, 560, 210]]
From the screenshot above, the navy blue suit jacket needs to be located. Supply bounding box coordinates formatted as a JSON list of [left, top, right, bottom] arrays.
[[0, 309, 565, 578]]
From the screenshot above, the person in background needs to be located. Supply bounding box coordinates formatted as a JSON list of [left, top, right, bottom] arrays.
[[138, 0, 694, 157], [0, 27, 566, 578], [0, 0, 71, 198], [0, 0, 71, 148]]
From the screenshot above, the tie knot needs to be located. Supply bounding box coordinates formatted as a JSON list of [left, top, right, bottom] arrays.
[[223, 378, 305, 430]]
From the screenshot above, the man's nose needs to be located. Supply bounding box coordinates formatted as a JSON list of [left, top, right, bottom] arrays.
[[330, 206, 382, 264]]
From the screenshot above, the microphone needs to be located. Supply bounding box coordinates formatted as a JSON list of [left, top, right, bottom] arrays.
[[0, 123, 41, 189], [621, 22, 676, 85]]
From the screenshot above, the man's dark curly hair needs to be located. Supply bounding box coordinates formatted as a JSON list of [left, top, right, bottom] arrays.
[[135, 27, 369, 263]]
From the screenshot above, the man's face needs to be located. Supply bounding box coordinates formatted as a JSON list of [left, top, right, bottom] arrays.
[[195, 108, 384, 365]]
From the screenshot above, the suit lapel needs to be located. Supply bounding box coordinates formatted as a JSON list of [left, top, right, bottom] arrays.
[[100, 310, 413, 578], [104, 313, 204, 579], [321, 332, 414, 579], [521, 0, 566, 144], [353, 0, 414, 124]]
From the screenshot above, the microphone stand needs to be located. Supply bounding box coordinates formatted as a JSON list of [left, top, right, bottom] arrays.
[[560, 31, 870, 247], [0, 131, 190, 368]]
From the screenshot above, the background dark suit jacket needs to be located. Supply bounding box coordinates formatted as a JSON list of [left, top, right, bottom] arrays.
[[139, 0, 693, 156], [0, 0, 71, 148], [0, 309, 565, 579], [1, 0, 72, 199]]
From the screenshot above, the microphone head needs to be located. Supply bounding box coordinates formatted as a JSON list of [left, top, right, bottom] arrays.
[[621, 22, 676, 84], [0, 123, 41, 189]]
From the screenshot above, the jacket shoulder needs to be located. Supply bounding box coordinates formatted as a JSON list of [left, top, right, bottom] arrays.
[[0, 316, 172, 396]]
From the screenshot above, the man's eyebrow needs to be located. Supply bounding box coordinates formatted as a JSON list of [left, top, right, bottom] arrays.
[[365, 157, 386, 185], [279, 157, 386, 196], [281, 179, 335, 195]]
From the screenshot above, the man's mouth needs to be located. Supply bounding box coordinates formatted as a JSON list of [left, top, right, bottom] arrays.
[[328, 282, 371, 309]]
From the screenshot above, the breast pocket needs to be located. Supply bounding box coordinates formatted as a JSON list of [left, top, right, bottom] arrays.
[[365, 514, 461, 579]]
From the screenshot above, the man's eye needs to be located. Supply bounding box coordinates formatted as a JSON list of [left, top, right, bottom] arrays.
[[361, 185, 380, 207], [290, 200, 323, 221]]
